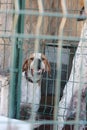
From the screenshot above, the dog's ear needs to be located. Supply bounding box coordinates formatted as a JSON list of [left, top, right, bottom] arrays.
[[42, 54, 51, 75], [22, 59, 28, 72], [45, 59, 51, 75]]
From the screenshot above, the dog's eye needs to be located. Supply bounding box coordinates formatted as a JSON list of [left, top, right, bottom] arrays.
[[42, 57, 45, 61], [30, 57, 34, 61]]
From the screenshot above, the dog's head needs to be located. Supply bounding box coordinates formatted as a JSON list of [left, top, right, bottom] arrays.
[[22, 53, 51, 82]]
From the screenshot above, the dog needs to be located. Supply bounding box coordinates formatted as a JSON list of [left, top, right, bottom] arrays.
[[20, 53, 51, 119], [77, 0, 86, 21], [58, 22, 87, 130], [0, 53, 51, 119]]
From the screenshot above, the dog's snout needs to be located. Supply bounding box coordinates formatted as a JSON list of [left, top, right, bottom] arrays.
[[37, 59, 41, 70]]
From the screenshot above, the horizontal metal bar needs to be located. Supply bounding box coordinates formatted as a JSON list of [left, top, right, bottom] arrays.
[[25, 120, 87, 126], [10, 68, 18, 73], [0, 9, 86, 19], [0, 33, 84, 42], [46, 42, 78, 47]]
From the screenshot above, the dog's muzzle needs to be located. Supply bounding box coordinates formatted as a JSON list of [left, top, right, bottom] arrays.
[[37, 59, 41, 70], [31, 59, 44, 76]]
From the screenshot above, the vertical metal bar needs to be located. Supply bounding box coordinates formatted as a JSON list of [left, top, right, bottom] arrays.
[[30, 0, 44, 122], [34, 0, 44, 53], [16, 0, 25, 119], [8, 39, 19, 118], [84, 0, 87, 123], [8, 0, 19, 118], [85, 0, 87, 12], [8, 0, 25, 119], [15, 39, 23, 119], [54, 0, 67, 130]]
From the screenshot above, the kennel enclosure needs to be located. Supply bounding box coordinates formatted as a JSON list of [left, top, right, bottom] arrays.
[[0, 0, 87, 130]]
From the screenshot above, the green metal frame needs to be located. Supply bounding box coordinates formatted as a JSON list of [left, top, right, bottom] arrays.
[[8, 0, 25, 119], [4, 0, 86, 128]]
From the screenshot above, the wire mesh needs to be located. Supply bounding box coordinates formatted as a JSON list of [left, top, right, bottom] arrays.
[[0, 0, 87, 130]]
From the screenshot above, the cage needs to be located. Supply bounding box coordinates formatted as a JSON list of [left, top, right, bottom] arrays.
[[0, 0, 87, 130]]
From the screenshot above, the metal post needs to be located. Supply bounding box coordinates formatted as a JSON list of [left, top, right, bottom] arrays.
[[8, 0, 25, 119]]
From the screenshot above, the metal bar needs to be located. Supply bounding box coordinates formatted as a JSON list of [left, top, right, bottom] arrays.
[[0, 34, 82, 42], [54, 0, 67, 130], [34, 0, 44, 53], [84, 0, 87, 124], [31, 0, 44, 122], [0, 10, 86, 19], [8, 0, 19, 118], [8, 0, 25, 118], [15, 0, 25, 119], [45, 42, 78, 47]]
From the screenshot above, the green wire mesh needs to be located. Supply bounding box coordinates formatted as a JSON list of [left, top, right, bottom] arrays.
[[0, 0, 87, 130]]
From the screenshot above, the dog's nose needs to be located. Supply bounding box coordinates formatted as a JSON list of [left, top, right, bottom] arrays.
[[37, 59, 41, 70]]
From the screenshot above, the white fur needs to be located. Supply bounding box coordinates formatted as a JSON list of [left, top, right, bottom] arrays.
[[21, 53, 47, 118], [58, 22, 87, 130], [21, 72, 41, 112], [0, 53, 49, 121], [0, 76, 9, 116]]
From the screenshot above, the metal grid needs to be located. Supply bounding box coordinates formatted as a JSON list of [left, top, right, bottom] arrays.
[[0, 0, 87, 130]]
